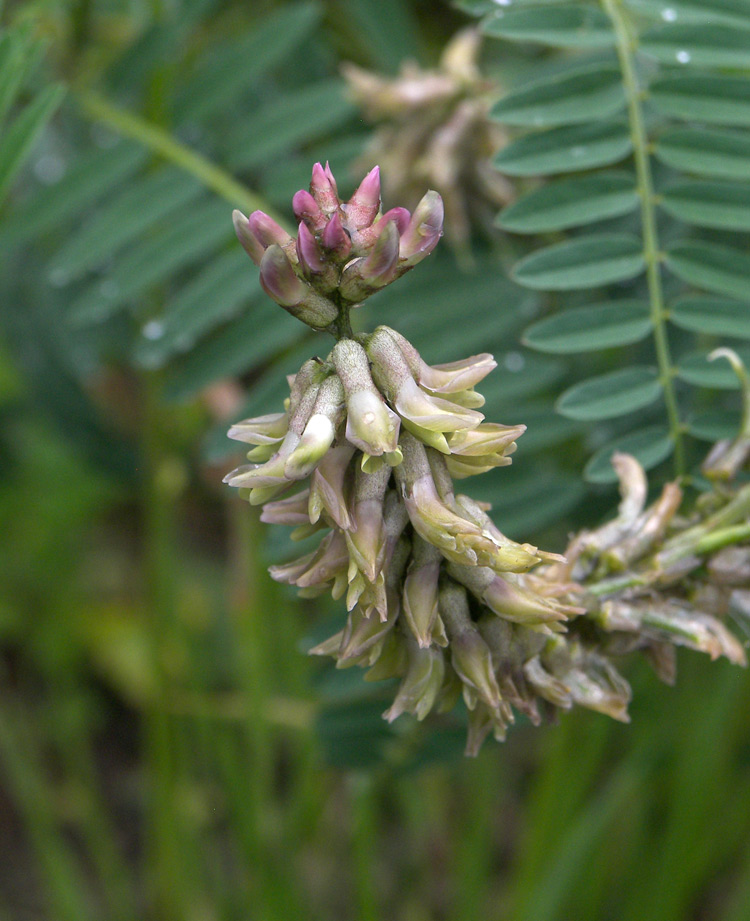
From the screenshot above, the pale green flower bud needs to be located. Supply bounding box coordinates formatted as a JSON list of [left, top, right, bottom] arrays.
[[308, 445, 356, 530], [284, 374, 345, 479], [228, 412, 289, 446], [332, 338, 400, 457], [367, 328, 484, 439], [438, 580, 502, 710], [402, 536, 443, 648], [344, 464, 390, 584], [383, 638, 445, 723]]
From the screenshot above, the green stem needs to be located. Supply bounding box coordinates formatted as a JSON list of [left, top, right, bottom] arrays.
[[602, 0, 685, 476], [76, 91, 291, 230]]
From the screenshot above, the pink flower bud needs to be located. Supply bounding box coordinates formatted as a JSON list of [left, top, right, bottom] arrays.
[[345, 166, 381, 231], [399, 190, 444, 265], [232, 210, 265, 264], [247, 211, 294, 250], [292, 189, 326, 231], [310, 161, 340, 213], [321, 211, 352, 260], [296, 221, 326, 274], [259, 245, 307, 307]]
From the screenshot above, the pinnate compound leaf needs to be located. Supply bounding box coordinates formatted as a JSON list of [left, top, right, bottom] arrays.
[[677, 349, 750, 389], [584, 426, 673, 483], [556, 367, 662, 421], [513, 234, 645, 290], [641, 24, 750, 68], [660, 180, 750, 231], [655, 128, 750, 181], [524, 301, 651, 353], [498, 172, 637, 233], [650, 73, 750, 126], [490, 64, 625, 128], [482, 4, 614, 47], [493, 120, 632, 176], [665, 241, 750, 300], [670, 296, 750, 339]]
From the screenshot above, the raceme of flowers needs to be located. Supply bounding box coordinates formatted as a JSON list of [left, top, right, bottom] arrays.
[[225, 163, 746, 755]]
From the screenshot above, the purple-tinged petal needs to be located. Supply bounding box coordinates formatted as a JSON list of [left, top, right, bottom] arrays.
[[321, 211, 352, 260], [345, 166, 381, 231], [311, 161, 340, 213], [259, 245, 307, 307], [292, 189, 326, 231], [296, 221, 326, 274], [232, 210, 264, 265], [247, 211, 294, 250], [399, 190, 444, 265]]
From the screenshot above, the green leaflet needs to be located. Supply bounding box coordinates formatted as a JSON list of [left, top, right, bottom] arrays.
[[677, 349, 750, 389], [498, 172, 638, 233], [688, 411, 742, 443], [624, 0, 750, 29], [650, 73, 750, 126], [556, 367, 662, 421], [670, 296, 750, 339], [524, 301, 652, 353], [641, 24, 750, 68], [655, 128, 750, 181], [513, 234, 645, 290], [660, 180, 750, 231], [490, 64, 626, 128], [494, 120, 632, 175], [482, 4, 614, 48], [666, 241, 750, 300], [584, 426, 673, 483]]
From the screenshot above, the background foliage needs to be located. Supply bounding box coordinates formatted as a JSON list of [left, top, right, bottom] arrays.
[[0, 1, 749, 919]]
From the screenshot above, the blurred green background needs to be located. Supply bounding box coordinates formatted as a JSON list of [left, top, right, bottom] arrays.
[[1, 1, 749, 919]]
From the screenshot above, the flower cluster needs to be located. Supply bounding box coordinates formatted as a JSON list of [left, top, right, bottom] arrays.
[[342, 28, 513, 254], [232, 162, 442, 334], [225, 164, 746, 756]]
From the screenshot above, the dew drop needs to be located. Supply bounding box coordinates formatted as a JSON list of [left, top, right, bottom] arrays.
[[49, 267, 70, 287], [661, 7, 677, 21], [34, 154, 66, 184], [142, 320, 165, 340], [571, 146, 587, 158], [494, 0, 512, 6], [676, 49, 691, 64], [504, 351, 525, 373]]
